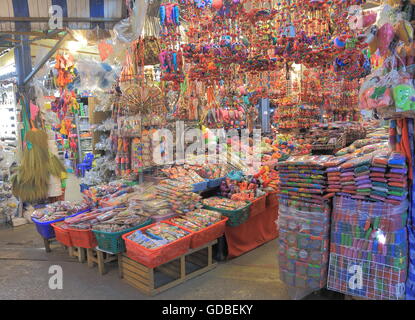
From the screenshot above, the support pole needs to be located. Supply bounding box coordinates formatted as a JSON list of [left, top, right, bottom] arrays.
[[23, 32, 69, 86]]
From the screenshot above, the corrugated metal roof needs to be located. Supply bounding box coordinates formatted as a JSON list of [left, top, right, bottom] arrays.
[[0, 0, 123, 32]]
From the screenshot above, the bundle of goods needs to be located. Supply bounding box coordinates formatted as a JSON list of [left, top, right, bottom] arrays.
[[170, 209, 228, 248], [154, 180, 202, 215], [261, 135, 312, 163], [202, 196, 251, 227], [82, 182, 126, 206], [161, 166, 207, 191], [62, 207, 126, 230], [52, 206, 128, 249], [335, 138, 388, 156], [31, 201, 90, 222], [202, 197, 248, 211], [97, 186, 137, 207], [196, 163, 231, 180], [276, 156, 330, 206], [170, 209, 222, 232], [128, 186, 172, 218], [327, 196, 408, 300], [123, 221, 193, 268], [325, 150, 408, 204], [92, 209, 151, 233], [278, 199, 331, 299], [341, 122, 367, 145], [161, 166, 206, 183], [219, 176, 266, 201], [255, 166, 280, 193], [126, 222, 190, 249], [90, 207, 153, 253], [0, 182, 17, 224]]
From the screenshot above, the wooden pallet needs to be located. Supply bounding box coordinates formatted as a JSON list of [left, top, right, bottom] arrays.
[[41, 237, 66, 253], [86, 247, 120, 275], [68, 246, 87, 263], [119, 240, 218, 296]]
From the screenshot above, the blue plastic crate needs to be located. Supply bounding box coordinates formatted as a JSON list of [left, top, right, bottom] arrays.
[[192, 180, 208, 193], [32, 208, 91, 239], [207, 177, 226, 188]]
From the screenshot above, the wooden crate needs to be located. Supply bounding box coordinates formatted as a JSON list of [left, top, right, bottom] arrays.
[[119, 240, 218, 296], [86, 247, 120, 275]]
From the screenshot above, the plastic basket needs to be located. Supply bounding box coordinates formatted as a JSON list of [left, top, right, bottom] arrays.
[[192, 180, 209, 193], [122, 222, 193, 268], [80, 184, 90, 193], [92, 218, 152, 254], [203, 200, 251, 227], [266, 191, 279, 208], [249, 195, 267, 218], [170, 216, 229, 249], [207, 177, 226, 189], [67, 227, 98, 248], [32, 208, 90, 240], [51, 222, 73, 247]]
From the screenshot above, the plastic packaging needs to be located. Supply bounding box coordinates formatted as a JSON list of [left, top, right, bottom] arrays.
[[277, 199, 330, 300], [327, 196, 408, 300]]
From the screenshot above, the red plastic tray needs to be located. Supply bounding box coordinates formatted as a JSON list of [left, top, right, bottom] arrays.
[[249, 195, 267, 217], [67, 227, 97, 249], [51, 222, 73, 247], [170, 216, 228, 249], [122, 222, 192, 268]]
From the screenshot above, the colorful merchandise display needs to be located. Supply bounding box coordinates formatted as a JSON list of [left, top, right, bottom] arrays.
[[327, 196, 408, 300], [277, 156, 330, 205], [127, 223, 190, 249], [31, 201, 89, 222], [278, 199, 331, 299]]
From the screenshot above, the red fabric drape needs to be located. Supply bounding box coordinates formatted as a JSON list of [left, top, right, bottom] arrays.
[[225, 204, 279, 259]]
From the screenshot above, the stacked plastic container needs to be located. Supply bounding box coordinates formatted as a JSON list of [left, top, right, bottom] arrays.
[[278, 199, 331, 299], [327, 196, 408, 300]]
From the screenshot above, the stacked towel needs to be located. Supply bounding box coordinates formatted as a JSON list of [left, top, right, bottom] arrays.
[[324, 151, 408, 204], [277, 156, 331, 205]]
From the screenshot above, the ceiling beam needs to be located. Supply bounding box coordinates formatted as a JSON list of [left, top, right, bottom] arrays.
[[23, 32, 70, 85], [0, 31, 63, 37]]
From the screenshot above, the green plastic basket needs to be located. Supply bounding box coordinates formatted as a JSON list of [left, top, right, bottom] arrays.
[[92, 218, 152, 254], [203, 200, 251, 227]]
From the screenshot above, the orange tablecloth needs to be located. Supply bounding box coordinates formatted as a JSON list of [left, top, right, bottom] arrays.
[[224, 204, 279, 259]]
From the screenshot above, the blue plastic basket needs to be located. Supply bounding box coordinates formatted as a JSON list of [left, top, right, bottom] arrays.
[[80, 184, 90, 193], [207, 177, 226, 188], [32, 208, 91, 239], [192, 180, 209, 193]]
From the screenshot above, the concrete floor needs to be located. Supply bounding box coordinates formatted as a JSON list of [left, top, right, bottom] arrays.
[[0, 224, 290, 300]]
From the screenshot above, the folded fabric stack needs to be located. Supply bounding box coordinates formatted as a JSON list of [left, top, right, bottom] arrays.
[[278, 198, 331, 299], [277, 156, 331, 206], [386, 153, 408, 206], [327, 196, 408, 300], [324, 151, 408, 204], [325, 155, 353, 198]]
